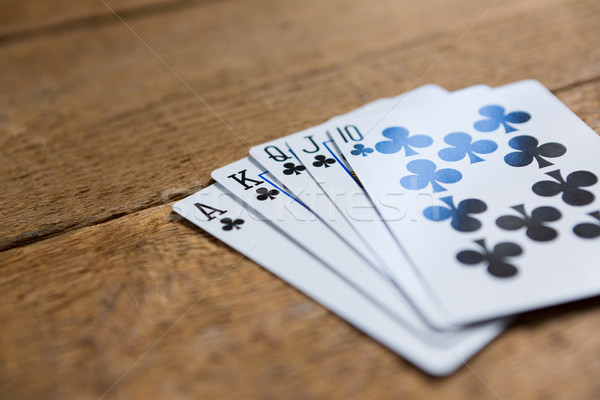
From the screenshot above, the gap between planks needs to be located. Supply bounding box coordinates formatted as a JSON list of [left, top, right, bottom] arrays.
[[1, 76, 599, 255], [0, 0, 218, 47]]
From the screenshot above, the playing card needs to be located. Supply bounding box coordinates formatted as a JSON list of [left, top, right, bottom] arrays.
[[173, 183, 509, 375], [247, 85, 449, 288], [211, 157, 412, 322], [329, 79, 600, 324], [285, 86, 492, 328]]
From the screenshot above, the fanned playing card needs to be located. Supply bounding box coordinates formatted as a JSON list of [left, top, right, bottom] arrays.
[[173, 183, 508, 375], [284, 85, 491, 328], [248, 85, 452, 325], [171, 79, 599, 376], [211, 157, 417, 323], [329, 80, 600, 325]]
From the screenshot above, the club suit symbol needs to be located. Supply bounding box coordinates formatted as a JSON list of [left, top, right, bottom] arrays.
[[504, 135, 566, 168], [474, 105, 531, 133], [350, 144, 374, 157], [423, 196, 487, 232], [400, 159, 462, 193], [438, 132, 497, 164], [375, 126, 433, 156], [457, 239, 522, 278], [220, 217, 244, 231], [532, 169, 597, 206], [312, 154, 336, 168], [496, 204, 561, 242], [255, 187, 280, 201], [573, 211, 600, 239], [282, 162, 306, 175]]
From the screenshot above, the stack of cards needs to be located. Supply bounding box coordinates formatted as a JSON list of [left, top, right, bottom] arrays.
[[173, 80, 600, 376]]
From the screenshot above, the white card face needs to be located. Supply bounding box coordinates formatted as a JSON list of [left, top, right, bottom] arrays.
[[282, 86, 492, 328], [211, 157, 414, 322], [173, 183, 509, 376], [329, 79, 600, 324], [286, 127, 457, 326], [248, 85, 450, 283], [281, 89, 450, 325], [248, 142, 381, 272]]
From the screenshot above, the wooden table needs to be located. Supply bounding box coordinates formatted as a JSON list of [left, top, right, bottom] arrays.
[[1, 0, 600, 398]]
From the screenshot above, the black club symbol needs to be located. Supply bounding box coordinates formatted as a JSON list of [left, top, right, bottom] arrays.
[[456, 239, 522, 278], [220, 217, 244, 231], [532, 169, 597, 206], [256, 187, 279, 201], [573, 211, 600, 239], [423, 196, 487, 232], [312, 154, 336, 168], [496, 204, 561, 242], [504, 135, 566, 168], [282, 162, 306, 175]]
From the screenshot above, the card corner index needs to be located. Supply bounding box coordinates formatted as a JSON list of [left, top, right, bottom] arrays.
[[225, 169, 265, 190], [249, 139, 290, 162], [192, 200, 229, 222]]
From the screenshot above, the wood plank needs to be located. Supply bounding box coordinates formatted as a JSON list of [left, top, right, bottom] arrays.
[[1, 0, 600, 251], [1, 201, 599, 399], [0, 0, 178, 40]]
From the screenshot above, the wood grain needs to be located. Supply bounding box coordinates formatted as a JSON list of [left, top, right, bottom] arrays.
[[1, 0, 600, 398], [2, 0, 600, 250], [0, 0, 177, 40]]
